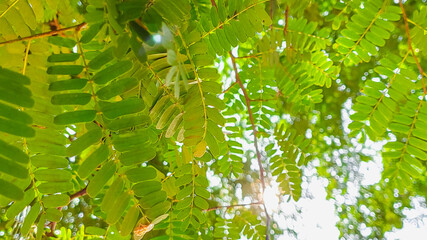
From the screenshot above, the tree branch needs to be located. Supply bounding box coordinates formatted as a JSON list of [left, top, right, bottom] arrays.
[[46, 186, 88, 237], [0, 22, 87, 47], [69, 186, 87, 200], [284, 6, 289, 36], [206, 202, 263, 212], [399, 0, 426, 95], [229, 51, 270, 239]]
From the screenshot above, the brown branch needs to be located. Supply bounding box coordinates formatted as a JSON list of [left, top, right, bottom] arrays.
[[284, 6, 289, 36], [46, 186, 88, 237], [210, 0, 218, 10], [206, 202, 263, 212], [229, 51, 270, 240], [0, 22, 87, 47], [269, 0, 274, 21], [222, 82, 238, 93], [69, 186, 87, 200], [399, 0, 426, 95]]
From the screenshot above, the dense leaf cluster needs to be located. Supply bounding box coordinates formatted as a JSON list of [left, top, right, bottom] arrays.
[[0, 0, 426, 239]]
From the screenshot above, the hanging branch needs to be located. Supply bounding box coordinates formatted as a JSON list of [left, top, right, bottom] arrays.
[[0, 22, 87, 47], [399, 0, 426, 95], [229, 51, 271, 240]]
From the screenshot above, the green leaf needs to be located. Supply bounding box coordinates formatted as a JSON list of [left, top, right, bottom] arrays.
[[120, 205, 140, 236], [67, 128, 103, 157], [176, 174, 193, 187], [140, 191, 168, 209], [78, 144, 110, 179], [54, 110, 97, 125], [48, 53, 80, 62], [101, 177, 124, 212], [0, 118, 35, 137], [85, 226, 106, 236], [0, 139, 29, 164], [195, 186, 210, 199], [42, 194, 70, 208], [6, 189, 35, 218], [194, 196, 209, 209], [120, 146, 157, 166], [49, 78, 87, 91], [389, 123, 410, 134], [0, 68, 31, 85], [88, 47, 115, 70], [0, 102, 32, 124], [21, 202, 41, 235], [0, 179, 24, 200], [132, 181, 162, 197], [193, 140, 207, 158], [34, 169, 72, 182], [176, 185, 192, 200], [0, 87, 34, 108], [45, 208, 63, 222], [198, 68, 220, 80], [176, 196, 192, 210], [409, 137, 427, 151], [125, 167, 157, 182], [0, 156, 28, 179], [81, 22, 104, 43], [165, 112, 183, 138], [96, 77, 139, 100], [93, 60, 133, 85], [87, 161, 116, 197], [106, 192, 131, 224], [146, 201, 171, 220], [207, 107, 225, 126], [106, 114, 151, 131], [31, 154, 68, 169], [51, 93, 92, 105], [100, 98, 145, 119], [407, 145, 427, 160], [156, 104, 177, 129], [47, 65, 84, 75], [38, 182, 74, 194], [48, 36, 76, 48]]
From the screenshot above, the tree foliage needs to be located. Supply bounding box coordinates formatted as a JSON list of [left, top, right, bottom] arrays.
[[0, 0, 426, 239]]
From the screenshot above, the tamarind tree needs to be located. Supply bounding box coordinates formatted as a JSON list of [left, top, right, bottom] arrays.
[[0, 0, 426, 239]]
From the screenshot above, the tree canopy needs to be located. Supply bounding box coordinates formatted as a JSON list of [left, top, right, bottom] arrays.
[[0, 0, 427, 239]]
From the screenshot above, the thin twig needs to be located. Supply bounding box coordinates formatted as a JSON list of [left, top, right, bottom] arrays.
[[284, 6, 289, 36], [210, 0, 218, 10], [22, 41, 31, 75], [222, 82, 237, 93], [269, 0, 274, 29], [229, 51, 270, 240], [0, 0, 20, 19], [399, 0, 426, 95], [206, 202, 263, 212], [0, 22, 87, 47]]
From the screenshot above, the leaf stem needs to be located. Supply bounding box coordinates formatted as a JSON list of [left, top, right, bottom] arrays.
[[0, 0, 20, 19], [0, 22, 87, 47], [399, 0, 426, 95], [229, 51, 270, 240]]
